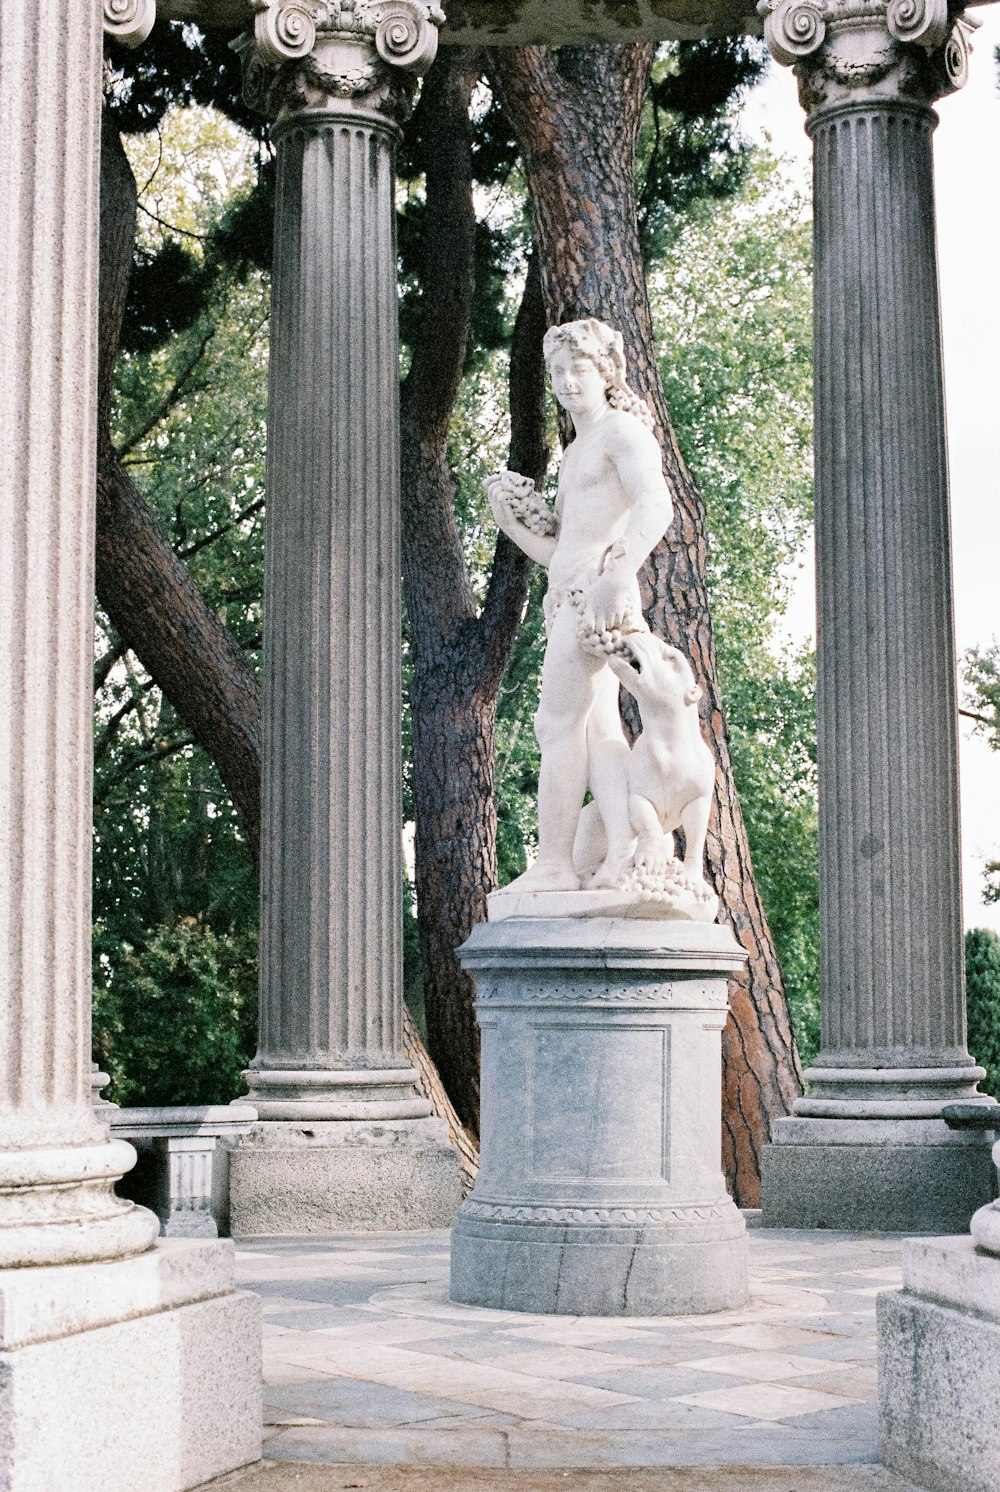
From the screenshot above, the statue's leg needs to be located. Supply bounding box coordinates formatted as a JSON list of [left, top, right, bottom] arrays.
[[679, 793, 712, 885], [629, 793, 671, 872], [587, 667, 635, 888], [573, 800, 607, 879], [505, 607, 600, 892]]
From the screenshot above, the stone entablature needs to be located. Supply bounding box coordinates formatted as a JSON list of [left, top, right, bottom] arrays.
[[153, 0, 767, 43]]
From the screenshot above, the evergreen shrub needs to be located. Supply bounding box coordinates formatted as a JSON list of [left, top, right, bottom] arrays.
[[966, 926, 1000, 1100]]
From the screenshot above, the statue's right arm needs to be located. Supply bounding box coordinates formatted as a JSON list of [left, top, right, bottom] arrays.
[[485, 480, 557, 569]]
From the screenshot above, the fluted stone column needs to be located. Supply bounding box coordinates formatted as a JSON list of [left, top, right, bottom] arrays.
[[759, 0, 997, 1230], [0, 0, 158, 1271], [227, 0, 460, 1232], [0, 9, 261, 1489]]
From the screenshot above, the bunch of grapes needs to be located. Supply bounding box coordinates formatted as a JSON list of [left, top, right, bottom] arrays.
[[494, 471, 556, 537], [617, 857, 715, 911], [576, 619, 633, 661]]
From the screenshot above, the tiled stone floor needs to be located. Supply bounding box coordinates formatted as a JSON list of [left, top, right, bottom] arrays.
[[235, 1226, 920, 1479]]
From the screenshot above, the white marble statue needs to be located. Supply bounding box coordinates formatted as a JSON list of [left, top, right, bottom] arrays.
[[487, 317, 717, 920]]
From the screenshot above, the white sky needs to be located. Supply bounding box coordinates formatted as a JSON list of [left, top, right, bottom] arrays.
[[740, 10, 1000, 933]]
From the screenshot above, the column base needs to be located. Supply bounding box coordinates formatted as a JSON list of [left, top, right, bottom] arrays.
[[879, 1236, 1000, 1492], [451, 1203, 748, 1316], [0, 1239, 261, 1492], [0, 1137, 160, 1268], [761, 1115, 997, 1232], [226, 1116, 462, 1236], [239, 1066, 432, 1121]]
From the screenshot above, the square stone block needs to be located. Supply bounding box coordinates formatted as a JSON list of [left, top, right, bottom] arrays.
[[879, 1243, 1000, 1492], [227, 1118, 462, 1235], [761, 1118, 996, 1233], [0, 1242, 261, 1492]]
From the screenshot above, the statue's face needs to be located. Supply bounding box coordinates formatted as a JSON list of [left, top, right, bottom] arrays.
[[547, 345, 608, 420]]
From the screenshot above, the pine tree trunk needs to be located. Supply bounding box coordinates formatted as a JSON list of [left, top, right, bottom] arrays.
[[488, 44, 803, 1204], [400, 54, 548, 1134]]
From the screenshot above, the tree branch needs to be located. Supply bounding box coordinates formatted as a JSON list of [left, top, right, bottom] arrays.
[[98, 113, 263, 865], [176, 495, 265, 559], [95, 734, 196, 803], [960, 707, 998, 730]]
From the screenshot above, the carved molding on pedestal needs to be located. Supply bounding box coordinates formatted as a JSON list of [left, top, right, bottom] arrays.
[[235, 0, 445, 123], [104, 0, 158, 47], [758, 0, 978, 108]]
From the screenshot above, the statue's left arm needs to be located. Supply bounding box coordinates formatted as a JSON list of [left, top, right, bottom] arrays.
[[582, 420, 673, 635]]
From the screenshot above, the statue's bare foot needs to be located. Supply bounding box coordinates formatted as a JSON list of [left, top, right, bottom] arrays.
[[635, 840, 672, 877], [501, 861, 580, 894], [590, 847, 632, 889]]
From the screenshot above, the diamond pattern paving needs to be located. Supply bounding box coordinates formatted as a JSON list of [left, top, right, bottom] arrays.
[[235, 1226, 906, 1472]]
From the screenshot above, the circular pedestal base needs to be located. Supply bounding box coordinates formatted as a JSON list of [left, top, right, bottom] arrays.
[[451, 1207, 748, 1316]]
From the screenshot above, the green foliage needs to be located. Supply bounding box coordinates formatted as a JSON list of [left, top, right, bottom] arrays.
[[94, 105, 268, 1101], [638, 41, 769, 259], [93, 919, 258, 1107], [105, 20, 262, 138], [963, 642, 1000, 902], [966, 927, 1000, 1099]]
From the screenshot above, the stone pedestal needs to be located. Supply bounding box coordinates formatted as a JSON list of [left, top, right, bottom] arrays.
[[451, 918, 748, 1316], [757, 0, 995, 1231], [229, 1116, 461, 1236], [226, 3, 459, 1233], [763, 1114, 996, 1233], [0, 1240, 262, 1492]]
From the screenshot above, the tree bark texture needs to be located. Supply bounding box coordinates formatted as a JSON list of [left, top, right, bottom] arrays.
[[488, 44, 803, 1204], [401, 52, 548, 1135], [96, 111, 473, 1153]]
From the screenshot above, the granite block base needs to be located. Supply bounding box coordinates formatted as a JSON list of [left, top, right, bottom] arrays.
[[879, 1236, 1000, 1492], [0, 1240, 261, 1492], [761, 1116, 997, 1232], [451, 917, 748, 1316], [227, 1117, 462, 1236]]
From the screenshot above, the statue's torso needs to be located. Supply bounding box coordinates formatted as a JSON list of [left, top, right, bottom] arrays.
[[548, 420, 635, 593]]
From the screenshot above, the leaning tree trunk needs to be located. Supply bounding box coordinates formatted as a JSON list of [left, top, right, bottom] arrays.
[[489, 44, 803, 1204], [401, 54, 548, 1134], [96, 108, 473, 1160], [97, 114, 263, 863]]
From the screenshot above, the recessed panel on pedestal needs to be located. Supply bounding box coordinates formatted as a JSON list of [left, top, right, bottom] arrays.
[[528, 1023, 667, 1183]]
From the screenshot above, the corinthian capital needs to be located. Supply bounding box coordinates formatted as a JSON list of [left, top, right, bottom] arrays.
[[104, 0, 157, 47], [758, 0, 978, 109], [235, 0, 445, 124]]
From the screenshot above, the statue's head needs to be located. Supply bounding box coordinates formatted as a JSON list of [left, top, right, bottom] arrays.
[[542, 318, 655, 431]]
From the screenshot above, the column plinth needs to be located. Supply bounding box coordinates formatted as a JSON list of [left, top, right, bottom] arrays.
[[758, 0, 996, 1230], [226, 1, 460, 1230]]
